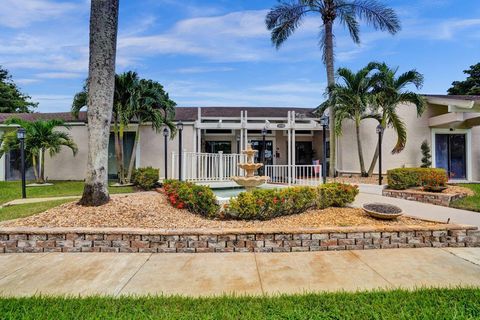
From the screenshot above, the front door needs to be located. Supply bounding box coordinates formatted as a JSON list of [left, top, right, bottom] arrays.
[[251, 140, 273, 165], [295, 141, 314, 165], [435, 133, 466, 180]]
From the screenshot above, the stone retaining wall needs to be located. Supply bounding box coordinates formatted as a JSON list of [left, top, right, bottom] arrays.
[[383, 189, 465, 206], [0, 225, 478, 253]]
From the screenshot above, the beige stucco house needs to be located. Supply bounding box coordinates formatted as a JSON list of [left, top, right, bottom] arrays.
[[1, 94, 479, 182]]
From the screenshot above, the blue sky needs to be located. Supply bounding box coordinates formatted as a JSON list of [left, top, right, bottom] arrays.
[[1, 0, 479, 112]]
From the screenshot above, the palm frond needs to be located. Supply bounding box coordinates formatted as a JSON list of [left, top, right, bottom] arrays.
[[340, 0, 401, 34], [265, 2, 311, 49]]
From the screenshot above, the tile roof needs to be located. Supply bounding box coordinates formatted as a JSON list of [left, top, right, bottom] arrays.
[[0, 106, 317, 124]]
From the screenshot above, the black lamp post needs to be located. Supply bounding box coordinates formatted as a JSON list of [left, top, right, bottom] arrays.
[[163, 127, 169, 180], [261, 127, 267, 175], [17, 128, 27, 199], [176, 121, 184, 181], [320, 114, 329, 184], [376, 124, 385, 185]]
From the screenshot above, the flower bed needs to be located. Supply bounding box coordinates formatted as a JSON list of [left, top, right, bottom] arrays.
[[164, 180, 359, 220], [1, 192, 478, 253], [383, 187, 471, 207]]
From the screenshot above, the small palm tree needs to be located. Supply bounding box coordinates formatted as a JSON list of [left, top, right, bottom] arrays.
[[266, 0, 401, 177], [124, 79, 176, 183], [0, 118, 78, 183], [318, 64, 379, 176], [366, 62, 426, 176]]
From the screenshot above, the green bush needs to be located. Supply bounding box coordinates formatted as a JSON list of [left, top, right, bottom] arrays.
[[132, 167, 159, 190], [387, 168, 448, 190], [163, 180, 219, 218], [316, 183, 359, 209], [227, 187, 317, 220], [226, 183, 358, 220]]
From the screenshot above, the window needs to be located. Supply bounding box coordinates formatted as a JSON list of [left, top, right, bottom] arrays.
[[205, 129, 233, 135]]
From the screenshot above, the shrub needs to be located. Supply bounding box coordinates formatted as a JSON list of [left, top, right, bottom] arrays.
[[387, 168, 448, 190], [422, 169, 448, 191], [420, 140, 432, 168], [316, 183, 359, 209], [163, 180, 219, 218], [132, 167, 159, 190], [226, 183, 358, 220], [227, 187, 317, 220]]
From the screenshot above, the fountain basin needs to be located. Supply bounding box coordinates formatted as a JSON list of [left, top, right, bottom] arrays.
[[231, 176, 269, 191]]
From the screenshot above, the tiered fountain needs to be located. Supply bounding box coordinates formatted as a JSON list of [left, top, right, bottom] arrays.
[[231, 144, 269, 191]]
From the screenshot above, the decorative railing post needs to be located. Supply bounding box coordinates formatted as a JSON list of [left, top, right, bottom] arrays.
[[218, 151, 224, 181]]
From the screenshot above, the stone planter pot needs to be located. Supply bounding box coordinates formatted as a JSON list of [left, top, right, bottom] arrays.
[[363, 203, 403, 220]]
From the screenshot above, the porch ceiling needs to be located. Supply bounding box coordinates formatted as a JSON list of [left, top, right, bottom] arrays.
[[426, 95, 480, 128]]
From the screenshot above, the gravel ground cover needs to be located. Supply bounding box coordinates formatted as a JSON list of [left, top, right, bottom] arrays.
[[1, 191, 441, 229]]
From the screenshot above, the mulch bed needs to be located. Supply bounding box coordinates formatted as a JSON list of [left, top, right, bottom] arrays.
[[1, 192, 442, 229]]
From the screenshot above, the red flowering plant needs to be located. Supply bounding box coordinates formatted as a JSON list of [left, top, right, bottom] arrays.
[[163, 180, 219, 218], [421, 169, 448, 192]]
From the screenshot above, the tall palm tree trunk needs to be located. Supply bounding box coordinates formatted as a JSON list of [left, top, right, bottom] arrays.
[[113, 119, 122, 181], [354, 118, 367, 176], [32, 154, 39, 183], [126, 124, 140, 183], [324, 19, 336, 177], [79, 0, 119, 206], [40, 149, 46, 183]]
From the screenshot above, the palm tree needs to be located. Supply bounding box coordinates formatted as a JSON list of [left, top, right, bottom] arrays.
[[79, 0, 119, 206], [0, 118, 78, 183], [366, 62, 426, 176], [265, 0, 401, 177], [318, 64, 379, 176], [124, 79, 176, 183], [72, 73, 176, 185]]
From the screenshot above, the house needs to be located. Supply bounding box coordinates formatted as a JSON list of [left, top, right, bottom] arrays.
[[0, 94, 479, 182]]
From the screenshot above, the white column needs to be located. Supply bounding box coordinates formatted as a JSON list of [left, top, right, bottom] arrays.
[[240, 111, 244, 153], [244, 111, 249, 149], [291, 111, 296, 184], [287, 111, 292, 186]]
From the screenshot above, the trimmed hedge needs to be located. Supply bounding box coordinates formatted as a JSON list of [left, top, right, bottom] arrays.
[[227, 183, 359, 220], [387, 168, 448, 190], [132, 167, 159, 190], [163, 180, 219, 218], [163, 181, 359, 221]]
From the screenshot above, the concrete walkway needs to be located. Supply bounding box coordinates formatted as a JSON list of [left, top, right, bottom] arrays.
[[2, 196, 80, 207], [354, 192, 480, 227], [0, 248, 479, 297]]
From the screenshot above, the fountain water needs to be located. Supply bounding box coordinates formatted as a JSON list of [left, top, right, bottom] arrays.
[[231, 144, 269, 191]]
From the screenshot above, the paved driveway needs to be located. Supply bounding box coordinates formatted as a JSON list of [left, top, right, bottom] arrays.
[[0, 248, 479, 297]]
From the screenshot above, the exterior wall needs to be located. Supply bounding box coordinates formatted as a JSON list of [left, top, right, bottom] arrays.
[[139, 123, 195, 179], [44, 125, 88, 181], [337, 103, 436, 175], [0, 129, 4, 181], [471, 126, 480, 181]]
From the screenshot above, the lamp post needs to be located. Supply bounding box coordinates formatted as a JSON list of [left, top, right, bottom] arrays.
[[376, 124, 385, 185], [163, 127, 169, 180], [320, 114, 329, 184], [261, 127, 267, 175], [176, 121, 184, 181], [17, 128, 26, 199]]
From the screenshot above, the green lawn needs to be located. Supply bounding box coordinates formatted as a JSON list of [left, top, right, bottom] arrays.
[[451, 184, 480, 212], [0, 199, 73, 223], [0, 180, 135, 205], [0, 288, 479, 319]]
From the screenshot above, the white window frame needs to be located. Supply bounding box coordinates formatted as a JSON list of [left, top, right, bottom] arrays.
[[431, 128, 472, 181]]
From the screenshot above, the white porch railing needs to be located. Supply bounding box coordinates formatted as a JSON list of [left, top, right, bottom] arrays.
[[171, 152, 322, 186], [265, 164, 322, 186], [171, 151, 246, 182]]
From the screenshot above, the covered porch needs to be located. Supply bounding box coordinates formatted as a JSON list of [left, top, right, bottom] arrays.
[[170, 108, 327, 186], [426, 95, 480, 182]]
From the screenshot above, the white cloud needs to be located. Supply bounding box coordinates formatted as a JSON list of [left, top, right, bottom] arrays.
[[15, 78, 39, 85], [0, 0, 84, 28], [36, 72, 84, 79], [31, 94, 74, 112]]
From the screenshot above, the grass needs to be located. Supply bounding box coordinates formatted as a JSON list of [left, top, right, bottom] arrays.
[[0, 288, 479, 319], [0, 180, 135, 205], [0, 199, 72, 223], [450, 184, 480, 212]]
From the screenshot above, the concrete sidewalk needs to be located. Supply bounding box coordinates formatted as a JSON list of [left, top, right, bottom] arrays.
[[0, 248, 479, 297], [354, 192, 480, 227]]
